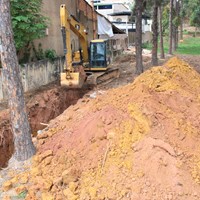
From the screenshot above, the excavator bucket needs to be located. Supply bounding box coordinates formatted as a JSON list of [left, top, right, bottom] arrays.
[[60, 66, 86, 88]]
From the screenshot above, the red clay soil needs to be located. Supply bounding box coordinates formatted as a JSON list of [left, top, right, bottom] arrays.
[[7, 57, 200, 200], [0, 86, 88, 168], [0, 111, 13, 169]]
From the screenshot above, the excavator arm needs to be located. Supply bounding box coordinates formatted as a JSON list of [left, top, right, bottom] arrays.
[[60, 4, 89, 72], [59, 4, 119, 88]]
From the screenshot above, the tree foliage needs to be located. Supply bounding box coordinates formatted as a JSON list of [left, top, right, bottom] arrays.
[[11, 0, 48, 51], [187, 0, 200, 28]]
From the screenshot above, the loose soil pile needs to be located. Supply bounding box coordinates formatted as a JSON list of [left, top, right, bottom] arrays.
[[2, 57, 200, 200], [0, 86, 88, 168]]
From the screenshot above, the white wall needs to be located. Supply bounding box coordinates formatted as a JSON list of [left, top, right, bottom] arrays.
[[113, 3, 129, 13], [109, 15, 129, 22]]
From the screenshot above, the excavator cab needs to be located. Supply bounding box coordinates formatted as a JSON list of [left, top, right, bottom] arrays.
[[89, 40, 111, 71]]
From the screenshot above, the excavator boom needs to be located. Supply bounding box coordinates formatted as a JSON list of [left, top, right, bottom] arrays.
[[60, 4, 87, 88]]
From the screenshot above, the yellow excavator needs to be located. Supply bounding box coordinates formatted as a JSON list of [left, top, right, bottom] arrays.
[[60, 4, 119, 88]]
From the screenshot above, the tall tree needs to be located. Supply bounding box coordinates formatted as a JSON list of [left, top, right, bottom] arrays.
[[188, 0, 200, 36], [135, 0, 144, 74], [175, 0, 180, 48], [168, 0, 173, 54], [0, 0, 35, 161], [152, 0, 159, 66], [172, 0, 178, 51], [179, 0, 183, 40], [158, 4, 165, 59]]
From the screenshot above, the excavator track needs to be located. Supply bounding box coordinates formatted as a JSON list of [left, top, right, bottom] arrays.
[[86, 68, 120, 86]]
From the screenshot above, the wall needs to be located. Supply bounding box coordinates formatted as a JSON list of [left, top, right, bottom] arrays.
[[78, 0, 97, 43], [113, 3, 129, 13], [34, 0, 97, 56], [0, 58, 64, 100], [142, 31, 152, 44], [99, 34, 128, 61], [109, 15, 129, 22], [128, 31, 152, 45], [34, 0, 76, 56], [128, 31, 135, 45]]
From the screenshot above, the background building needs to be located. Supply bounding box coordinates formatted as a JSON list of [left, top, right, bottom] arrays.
[[34, 0, 97, 56]]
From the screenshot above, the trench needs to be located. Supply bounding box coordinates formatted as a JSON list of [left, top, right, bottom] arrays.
[[0, 86, 90, 168]]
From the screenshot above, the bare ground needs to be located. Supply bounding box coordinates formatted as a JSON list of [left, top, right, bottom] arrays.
[[1, 53, 200, 199]]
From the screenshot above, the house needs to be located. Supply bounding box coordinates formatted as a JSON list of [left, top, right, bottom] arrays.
[[89, 1, 152, 45]]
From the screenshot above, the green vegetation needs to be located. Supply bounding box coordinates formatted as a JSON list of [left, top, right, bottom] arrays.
[[184, 0, 200, 29], [11, 0, 48, 51], [176, 37, 200, 55], [32, 43, 57, 62], [144, 36, 200, 55]]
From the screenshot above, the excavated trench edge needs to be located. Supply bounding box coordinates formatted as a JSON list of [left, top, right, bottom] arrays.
[[0, 87, 89, 168]]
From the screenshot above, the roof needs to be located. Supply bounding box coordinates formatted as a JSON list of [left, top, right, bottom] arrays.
[[109, 12, 151, 19], [91, 39, 107, 42], [94, 2, 130, 10], [108, 11, 132, 16]]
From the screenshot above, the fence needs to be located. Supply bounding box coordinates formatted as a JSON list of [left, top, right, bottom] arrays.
[[0, 57, 64, 101]]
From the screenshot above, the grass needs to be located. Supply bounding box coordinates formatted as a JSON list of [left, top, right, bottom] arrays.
[[176, 37, 200, 55], [144, 36, 200, 55]]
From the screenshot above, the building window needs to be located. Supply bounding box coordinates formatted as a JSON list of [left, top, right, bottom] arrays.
[[98, 5, 112, 9], [94, 5, 97, 9]]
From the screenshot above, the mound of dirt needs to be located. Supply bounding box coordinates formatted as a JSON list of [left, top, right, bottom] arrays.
[[2, 57, 200, 200]]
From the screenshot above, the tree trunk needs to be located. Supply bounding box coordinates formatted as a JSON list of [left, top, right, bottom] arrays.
[[135, 0, 143, 74], [180, 21, 183, 40], [172, 26, 176, 52], [158, 6, 165, 59], [0, 0, 35, 161], [173, 0, 179, 51], [168, 0, 173, 54], [152, 0, 158, 66], [180, 0, 183, 40], [172, 0, 176, 52], [195, 26, 197, 37]]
